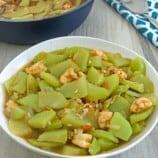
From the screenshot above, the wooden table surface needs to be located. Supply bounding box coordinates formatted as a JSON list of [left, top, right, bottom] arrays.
[[0, 1, 158, 158]]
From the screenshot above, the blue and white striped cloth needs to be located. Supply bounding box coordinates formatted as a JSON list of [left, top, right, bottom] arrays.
[[104, 0, 158, 47]]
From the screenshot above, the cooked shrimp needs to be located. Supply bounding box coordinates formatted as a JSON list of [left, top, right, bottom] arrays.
[[72, 132, 92, 148], [0, 0, 6, 7], [91, 49, 108, 60], [63, 1, 73, 10], [109, 66, 127, 80], [98, 110, 113, 129], [131, 97, 152, 113], [25, 61, 47, 75], [60, 68, 79, 84], [4, 100, 16, 117]]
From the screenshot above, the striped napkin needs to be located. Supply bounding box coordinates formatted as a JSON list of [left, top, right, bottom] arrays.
[[104, 0, 158, 47]]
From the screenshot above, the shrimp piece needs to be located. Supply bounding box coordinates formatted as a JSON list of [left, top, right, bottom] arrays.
[[60, 68, 78, 84], [116, 69, 127, 80], [91, 49, 108, 60], [4, 100, 16, 117], [0, 0, 6, 7], [72, 132, 93, 149], [98, 110, 113, 129], [63, 1, 73, 10], [109, 66, 127, 80], [25, 61, 47, 75], [130, 97, 152, 113]]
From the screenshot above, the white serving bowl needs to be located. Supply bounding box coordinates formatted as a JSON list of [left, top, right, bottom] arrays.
[[0, 36, 158, 158]]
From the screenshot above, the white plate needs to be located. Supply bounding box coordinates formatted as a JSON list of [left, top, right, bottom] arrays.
[[0, 36, 158, 158]]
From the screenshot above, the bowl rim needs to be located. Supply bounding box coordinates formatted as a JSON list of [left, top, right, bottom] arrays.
[[0, 36, 158, 158], [0, 0, 94, 23]]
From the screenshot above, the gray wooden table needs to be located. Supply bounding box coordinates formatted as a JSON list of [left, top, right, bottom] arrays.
[[0, 1, 158, 158]]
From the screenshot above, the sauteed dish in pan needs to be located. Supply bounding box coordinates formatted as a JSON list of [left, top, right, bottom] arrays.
[[0, 0, 94, 44]]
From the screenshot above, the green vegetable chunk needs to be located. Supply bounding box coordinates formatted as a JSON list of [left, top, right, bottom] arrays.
[[60, 145, 88, 156], [73, 48, 90, 72], [56, 47, 83, 58], [126, 90, 141, 97], [74, 0, 83, 6], [131, 73, 154, 93], [38, 91, 68, 109], [103, 74, 119, 94], [17, 94, 39, 112], [91, 129, 119, 143], [10, 106, 26, 119], [38, 129, 67, 144], [97, 138, 116, 151], [87, 67, 105, 86], [130, 106, 154, 124], [89, 137, 101, 155], [132, 123, 144, 135], [46, 119, 63, 130], [107, 53, 130, 67], [84, 109, 99, 129], [130, 57, 146, 74], [61, 110, 88, 128], [27, 74, 39, 94], [45, 54, 65, 66], [28, 110, 56, 128], [28, 0, 47, 14], [9, 119, 32, 137], [88, 56, 103, 68], [50, 59, 79, 78], [87, 82, 109, 101], [19, 0, 30, 7], [11, 71, 27, 94], [68, 100, 80, 109], [4, 75, 16, 95], [109, 96, 130, 118], [60, 76, 88, 98], [122, 80, 144, 93], [28, 139, 63, 148], [33, 52, 47, 62], [110, 112, 133, 141], [3, 7, 30, 19], [38, 79, 50, 91], [40, 72, 61, 88]]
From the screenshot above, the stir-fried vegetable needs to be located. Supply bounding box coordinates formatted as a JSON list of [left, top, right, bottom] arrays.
[[0, 0, 85, 20], [3, 46, 157, 156]]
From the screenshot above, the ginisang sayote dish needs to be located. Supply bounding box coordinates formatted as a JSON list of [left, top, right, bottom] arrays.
[[3, 46, 158, 156], [0, 1, 94, 44], [0, 0, 85, 20]]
